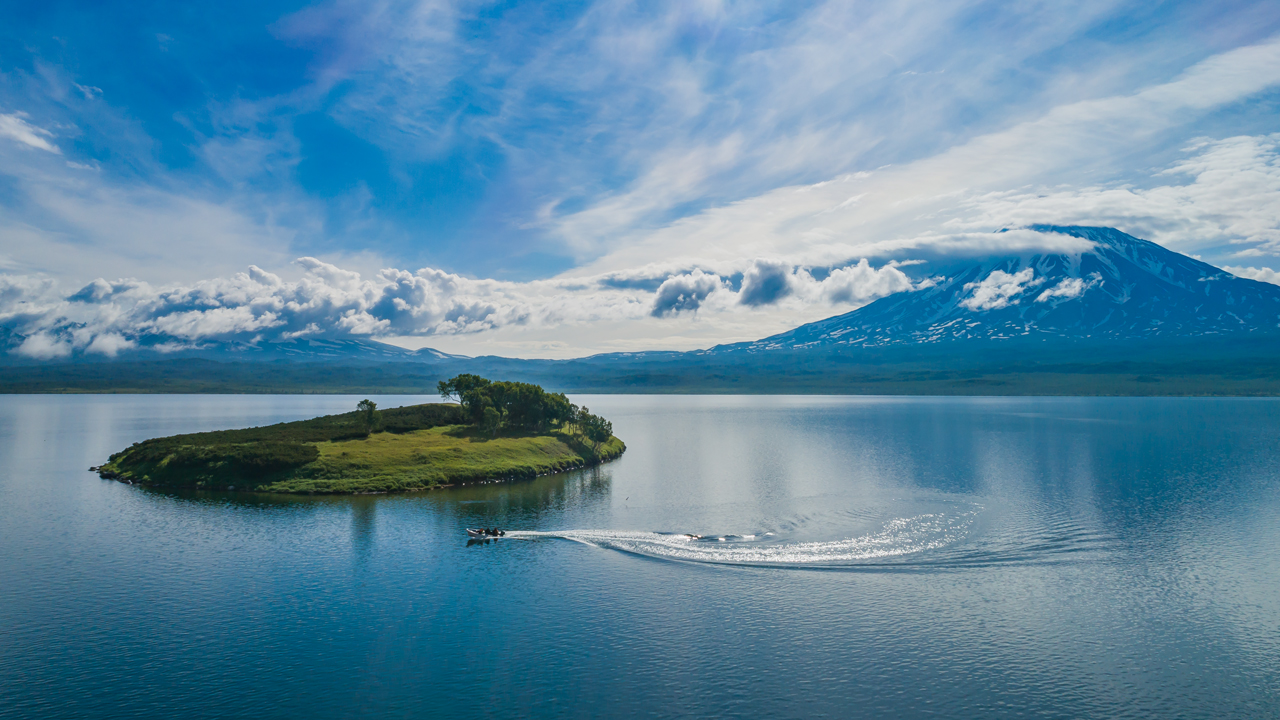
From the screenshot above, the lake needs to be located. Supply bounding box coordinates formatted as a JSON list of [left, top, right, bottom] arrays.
[[1, 394, 1278, 718]]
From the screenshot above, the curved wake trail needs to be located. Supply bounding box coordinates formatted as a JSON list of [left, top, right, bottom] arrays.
[[502, 509, 981, 567]]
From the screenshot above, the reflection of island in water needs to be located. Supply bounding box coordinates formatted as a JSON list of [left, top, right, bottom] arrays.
[[446, 464, 615, 532], [351, 499, 376, 558], [147, 462, 618, 556]]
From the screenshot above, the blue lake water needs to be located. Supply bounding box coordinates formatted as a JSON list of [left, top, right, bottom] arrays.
[[1, 394, 1279, 718]]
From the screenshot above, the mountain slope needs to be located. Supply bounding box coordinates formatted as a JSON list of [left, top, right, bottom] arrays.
[[729, 226, 1280, 352]]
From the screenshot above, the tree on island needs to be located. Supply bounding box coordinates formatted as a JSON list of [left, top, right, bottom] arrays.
[[438, 374, 610, 447], [576, 407, 613, 452], [480, 406, 502, 437], [357, 399, 380, 431]]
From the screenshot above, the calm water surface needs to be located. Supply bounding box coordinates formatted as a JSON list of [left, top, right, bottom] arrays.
[[1, 395, 1279, 718]]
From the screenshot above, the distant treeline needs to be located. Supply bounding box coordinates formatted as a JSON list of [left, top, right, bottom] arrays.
[[7, 336, 1280, 396]]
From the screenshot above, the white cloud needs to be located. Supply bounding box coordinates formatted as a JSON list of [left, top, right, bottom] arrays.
[[85, 333, 135, 356], [819, 259, 915, 304], [16, 332, 72, 359], [1, 259, 657, 355], [961, 268, 1042, 311], [739, 259, 794, 306], [1036, 278, 1084, 302], [4, 17, 1280, 357], [0, 113, 60, 154], [250, 0, 1279, 275], [651, 270, 725, 316], [1035, 273, 1101, 302], [0, 250, 945, 358], [0, 170, 302, 283], [565, 38, 1280, 277], [959, 135, 1280, 256], [1224, 265, 1280, 285]]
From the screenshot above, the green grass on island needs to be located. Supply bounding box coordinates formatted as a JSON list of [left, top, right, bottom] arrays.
[[97, 377, 625, 494]]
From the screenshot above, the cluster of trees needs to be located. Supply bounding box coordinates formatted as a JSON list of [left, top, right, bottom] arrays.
[[438, 374, 613, 448]]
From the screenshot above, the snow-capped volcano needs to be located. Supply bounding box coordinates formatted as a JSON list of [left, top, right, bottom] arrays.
[[729, 226, 1280, 352]]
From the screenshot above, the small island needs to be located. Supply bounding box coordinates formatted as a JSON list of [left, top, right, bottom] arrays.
[[95, 375, 624, 494]]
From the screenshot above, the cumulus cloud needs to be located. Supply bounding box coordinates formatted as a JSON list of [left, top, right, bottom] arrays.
[[1224, 265, 1280, 286], [1035, 273, 1101, 302], [739, 259, 794, 306], [651, 270, 724, 317], [1, 249, 946, 357], [16, 333, 72, 359], [5, 19, 1280, 360], [961, 268, 1043, 311], [0, 113, 60, 154], [86, 333, 136, 357], [68, 278, 143, 303], [0, 258, 662, 357], [819, 259, 919, 304], [0, 274, 58, 307]]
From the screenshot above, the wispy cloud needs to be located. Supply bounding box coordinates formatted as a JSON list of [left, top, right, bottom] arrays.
[[0, 113, 60, 153], [567, 39, 1280, 277], [2, 3, 1280, 355]]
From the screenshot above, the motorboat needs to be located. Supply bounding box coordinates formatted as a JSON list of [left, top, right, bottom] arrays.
[[466, 528, 505, 538]]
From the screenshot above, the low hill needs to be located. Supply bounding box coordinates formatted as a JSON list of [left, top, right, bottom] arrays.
[[96, 401, 625, 494]]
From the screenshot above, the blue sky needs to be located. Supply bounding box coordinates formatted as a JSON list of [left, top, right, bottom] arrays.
[[3, 0, 1280, 357]]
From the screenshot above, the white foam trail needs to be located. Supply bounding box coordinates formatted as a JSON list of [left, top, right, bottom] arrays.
[[503, 510, 980, 566]]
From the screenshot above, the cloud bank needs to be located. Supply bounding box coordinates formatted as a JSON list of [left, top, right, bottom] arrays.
[[4, 124, 1280, 355], [1, 253, 942, 358], [2, 6, 1280, 356]]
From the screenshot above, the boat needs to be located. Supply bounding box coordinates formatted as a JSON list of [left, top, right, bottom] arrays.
[[466, 528, 505, 538]]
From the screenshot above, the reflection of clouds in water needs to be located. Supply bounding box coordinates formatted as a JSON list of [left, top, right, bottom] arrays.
[[512, 508, 981, 567]]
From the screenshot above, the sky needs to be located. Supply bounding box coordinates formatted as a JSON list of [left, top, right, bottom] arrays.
[[3, 0, 1280, 359]]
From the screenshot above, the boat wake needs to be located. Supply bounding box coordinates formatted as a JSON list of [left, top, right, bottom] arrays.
[[502, 508, 982, 567]]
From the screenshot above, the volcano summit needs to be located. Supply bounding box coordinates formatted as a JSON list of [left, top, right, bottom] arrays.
[[722, 226, 1280, 353]]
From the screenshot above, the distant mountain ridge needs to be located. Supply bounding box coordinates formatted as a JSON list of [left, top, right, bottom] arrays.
[[5, 226, 1279, 383], [720, 226, 1280, 353], [0, 334, 467, 366], [165, 337, 468, 363]]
